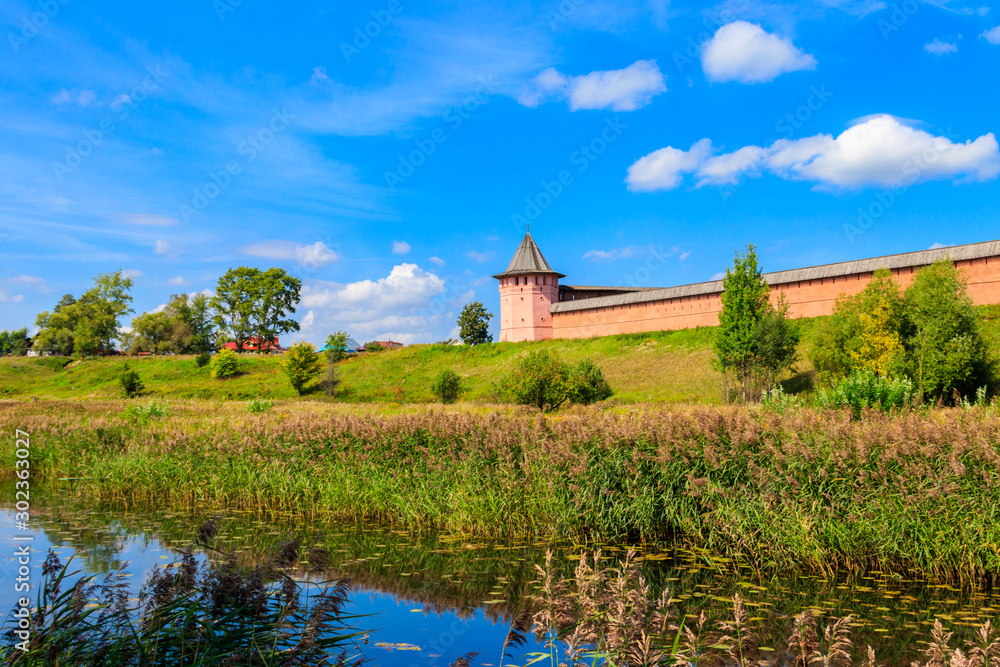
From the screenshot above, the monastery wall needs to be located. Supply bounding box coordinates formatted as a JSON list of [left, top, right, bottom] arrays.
[[549, 255, 1000, 340]]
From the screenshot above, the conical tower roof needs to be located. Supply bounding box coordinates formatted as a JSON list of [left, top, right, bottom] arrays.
[[492, 231, 566, 279]]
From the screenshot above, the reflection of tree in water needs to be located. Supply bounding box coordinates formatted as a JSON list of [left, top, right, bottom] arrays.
[[29, 496, 1000, 663]]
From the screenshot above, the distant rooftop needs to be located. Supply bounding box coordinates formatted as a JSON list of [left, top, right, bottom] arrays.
[[493, 231, 566, 279]]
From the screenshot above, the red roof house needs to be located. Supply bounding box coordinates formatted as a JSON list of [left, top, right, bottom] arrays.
[[221, 337, 287, 353]]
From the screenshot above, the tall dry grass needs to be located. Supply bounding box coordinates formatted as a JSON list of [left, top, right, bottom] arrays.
[[2, 399, 999, 582]]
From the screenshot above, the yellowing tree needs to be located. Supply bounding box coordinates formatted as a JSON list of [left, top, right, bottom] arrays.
[[281, 341, 323, 395], [851, 298, 904, 377]]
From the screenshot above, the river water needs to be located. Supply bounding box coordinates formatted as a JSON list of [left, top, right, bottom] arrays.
[[1, 500, 998, 664]]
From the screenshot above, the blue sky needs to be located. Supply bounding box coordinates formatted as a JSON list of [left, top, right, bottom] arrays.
[[2, 0, 999, 345]]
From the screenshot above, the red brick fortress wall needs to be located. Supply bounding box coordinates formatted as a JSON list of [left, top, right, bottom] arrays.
[[549, 255, 1000, 340]]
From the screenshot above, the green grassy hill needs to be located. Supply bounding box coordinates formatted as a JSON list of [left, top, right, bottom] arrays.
[[1, 326, 741, 403]]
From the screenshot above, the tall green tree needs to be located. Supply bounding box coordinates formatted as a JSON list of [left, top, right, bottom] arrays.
[[458, 302, 494, 345], [212, 268, 259, 353], [166, 293, 217, 353], [714, 244, 799, 402], [251, 268, 302, 352], [904, 260, 992, 401], [0, 329, 29, 356], [33, 272, 133, 356]]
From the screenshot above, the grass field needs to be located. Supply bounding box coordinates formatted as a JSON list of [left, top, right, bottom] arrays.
[[0, 326, 738, 403]]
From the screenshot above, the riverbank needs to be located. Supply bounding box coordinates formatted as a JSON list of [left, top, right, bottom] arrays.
[[3, 400, 999, 583]]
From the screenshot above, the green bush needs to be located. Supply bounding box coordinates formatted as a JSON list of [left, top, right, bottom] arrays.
[[498, 351, 612, 411], [566, 358, 613, 405], [362, 341, 384, 353], [124, 400, 168, 424], [814, 369, 918, 418], [210, 348, 240, 379], [120, 363, 145, 398], [246, 398, 273, 414], [281, 341, 323, 395], [195, 351, 211, 368], [431, 369, 462, 404]]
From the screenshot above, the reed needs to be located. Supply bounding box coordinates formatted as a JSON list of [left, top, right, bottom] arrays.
[[2, 399, 999, 583]]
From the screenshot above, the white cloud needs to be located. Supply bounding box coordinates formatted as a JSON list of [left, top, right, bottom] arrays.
[[392, 240, 411, 255], [0, 289, 24, 303], [982, 26, 1000, 44], [239, 240, 339, 269], [709, 272, 726, 281], [167, 276, 188, 286], [625, 139, 712, 192], [928, 242, 954, 249], [310, 66, 330, 84], [299, 264, 459, 344], [154, 239, 181, 258], [924, 39, 958, 55], [115, 214, 180, 227], [8, 275, 52, 293], [701, 21, 816, 84], [465, 250, 494, 264], [583, 246, 641, 261], [520, 60, 667, 111], [429, 256, 446, 266], [122, 269, 144, 279], [627, 115, 1000, 191]]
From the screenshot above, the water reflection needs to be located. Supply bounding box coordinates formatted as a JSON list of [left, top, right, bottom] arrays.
[[1, 497, 998, 665]]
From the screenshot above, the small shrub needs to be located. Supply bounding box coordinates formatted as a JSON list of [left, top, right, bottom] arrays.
[[814, 369, 918, 417], [210, 348, 239, 379], [431, 369, 462, 404], [125, 400, 168, 424], [497, 352, 612, 411], [566, 358, 613, 405], [760, 385, 803, 411], [195, 351, 211, 368], [246, 398, 273, 414], [120, 363, 145, 398], [281, 341, 324, 395], [363, 341, 384, 353]]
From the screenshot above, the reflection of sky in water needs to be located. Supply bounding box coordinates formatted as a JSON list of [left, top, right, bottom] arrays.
[[0, 509, 543, 664]]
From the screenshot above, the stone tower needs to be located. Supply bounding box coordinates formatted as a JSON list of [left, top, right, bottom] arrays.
[[493, 231, 565, 342]]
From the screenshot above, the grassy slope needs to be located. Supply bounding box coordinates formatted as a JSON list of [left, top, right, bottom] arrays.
[[0, 326, 733, 403], [14, 304, 1000, 403]]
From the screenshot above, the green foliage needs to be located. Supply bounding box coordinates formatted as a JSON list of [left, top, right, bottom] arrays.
[[760, 385, 804, 411], [565, 358, 614, 405], [324, 331, 350, 362], [281, 341, 323, 395], [498, 351, 612, 411], [246, 398, 273, 414], [317, 364, 340, 396], [811, 268, 907, 381], [0, 328, 29, 356], [34, 271, 134, 356], [814, 369, 918, 418], [211, 267, 258, 354], [252, 267, 303, 353], [124, 400, 168, 424], [363, 341, 384, 353], [812, 261, 994, 404], [431, 369, 462, 404], [457, 301, 494, 345], [119, 363, 145, 398], [904, 261, 993, 401], [210, 348, 240, 379], [128, 309, 192, 354], [171, 292, 217, 353], [195, 351, 211, 368], [714, 245, 800, 402]]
